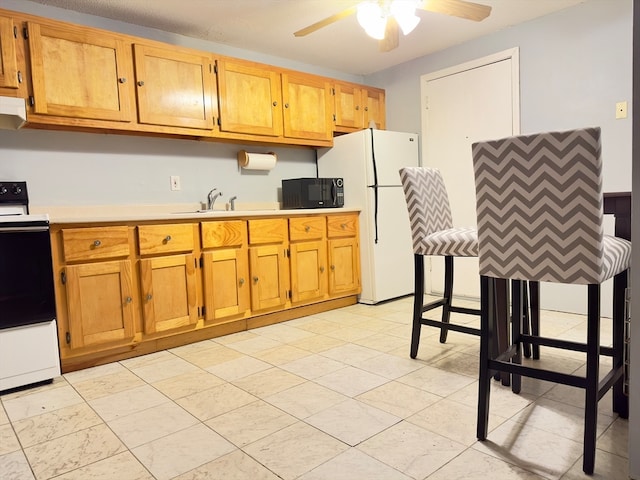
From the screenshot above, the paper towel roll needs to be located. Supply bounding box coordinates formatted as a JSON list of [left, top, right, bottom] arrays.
[[237, 150, 277, 171]]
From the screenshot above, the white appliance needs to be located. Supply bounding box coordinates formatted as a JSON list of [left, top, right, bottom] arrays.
[[318, 129, 419, 304], [0, 182, 61, 392]]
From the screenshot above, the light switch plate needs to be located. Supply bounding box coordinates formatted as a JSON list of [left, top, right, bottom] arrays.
[[170, 176, 181, 191], [616, 101, 628, 119]]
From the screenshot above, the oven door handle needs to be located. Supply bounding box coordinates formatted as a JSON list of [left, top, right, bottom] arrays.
[[0, 226, 49, 233]]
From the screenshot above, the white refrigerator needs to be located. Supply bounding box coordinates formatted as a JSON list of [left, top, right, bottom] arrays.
[[318, 129, 420, 304]]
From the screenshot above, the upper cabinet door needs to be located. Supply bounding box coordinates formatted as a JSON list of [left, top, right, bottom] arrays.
[[281, 72, 333, 141], [133, 44, 215, 130], [27, 21, 133, 122], [363, 87, 386, 130], [0, 15, 18, 89], [334, 82, 364, 130], [216, 58, 283, 137]]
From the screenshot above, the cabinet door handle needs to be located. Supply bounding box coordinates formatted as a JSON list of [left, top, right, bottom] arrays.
[[137, 80, 145, 86], [330, 265, 335, 271], [253, 276, 259, 283], [365, 106, 369, 111], [320, 266, 325, 273], [284, 103, 289, 108], [146, 293, 153, 301], [118, 77, 127, 83], [93, 240, 101, 247], [164, 235, 172, 242], [355, 105, 360, 111], [272, 101, 278, 107], [305, 225, 310, 232], [125, 296, 132, 303], [239, 278, 245, 285]]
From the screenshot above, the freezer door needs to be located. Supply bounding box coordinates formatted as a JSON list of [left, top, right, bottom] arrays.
[[359, 185, 414, 304], [368, 130, 420, 186]]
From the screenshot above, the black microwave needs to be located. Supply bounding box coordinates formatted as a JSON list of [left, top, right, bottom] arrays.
[[282, 178, 344, 209]]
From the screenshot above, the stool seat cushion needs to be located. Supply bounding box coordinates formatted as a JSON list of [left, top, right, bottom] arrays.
[[602, 235, 632, 281], [419, 227, 478, 257]]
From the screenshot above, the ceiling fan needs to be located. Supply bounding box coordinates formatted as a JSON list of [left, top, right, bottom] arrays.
[[294, 0, 492, 52]]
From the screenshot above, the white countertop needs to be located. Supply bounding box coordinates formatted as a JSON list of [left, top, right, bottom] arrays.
[[31, 203, 360, 224]]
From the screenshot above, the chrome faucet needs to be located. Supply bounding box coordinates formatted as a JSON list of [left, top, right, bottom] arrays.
[[228, 196, 237, 211], [207, 188, 223, 210]]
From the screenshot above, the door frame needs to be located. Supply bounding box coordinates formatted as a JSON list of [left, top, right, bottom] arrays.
[[419, 47, 521, 295]]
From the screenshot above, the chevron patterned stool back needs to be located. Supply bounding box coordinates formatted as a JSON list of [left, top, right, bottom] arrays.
[[398, 166, 483, 358], [471, 127, 631, 475]]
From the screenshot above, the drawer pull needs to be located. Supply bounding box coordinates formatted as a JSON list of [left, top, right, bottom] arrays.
[[93, 240, 101, 247], [305, 225, 310, 232], [239, 278, 245, 286], [164, 235, 172, 242], [146, 294, 153, 301], [125, 296, 132, 304], [341, 223, 347, 229], [253, 276, 259, 283]]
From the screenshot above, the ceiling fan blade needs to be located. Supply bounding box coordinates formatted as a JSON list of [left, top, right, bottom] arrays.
[[294, 5, 357, 37], [420, 0, 491, 22], [379, 17, 399, 52]]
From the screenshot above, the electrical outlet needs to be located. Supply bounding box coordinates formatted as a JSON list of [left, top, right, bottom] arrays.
[[616, 101, 628, 119], [170, 175, 181, 191]]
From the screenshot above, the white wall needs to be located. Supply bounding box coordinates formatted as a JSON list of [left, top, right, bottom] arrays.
[[366, 0, 632, 193]]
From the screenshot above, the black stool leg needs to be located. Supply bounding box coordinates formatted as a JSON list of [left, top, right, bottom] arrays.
[[477, 275, 493, 440], [511, 280, 523, 394], [440, 256, 454, 343], [410, 254, 424, 359], [522, 284, 531, 358], [612, 270, 629, 418], [529, 281, 540, 360], [583, 284, 600, 475]]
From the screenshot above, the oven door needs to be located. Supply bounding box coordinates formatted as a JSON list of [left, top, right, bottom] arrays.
[[0, 218, 56, 330]]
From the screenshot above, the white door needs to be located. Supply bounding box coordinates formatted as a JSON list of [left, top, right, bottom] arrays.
[[421, 49, 520, 299]]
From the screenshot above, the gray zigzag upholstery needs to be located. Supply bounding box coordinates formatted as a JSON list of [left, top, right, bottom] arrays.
[[399, 167, 478, 257], [471, 126, 630, 475], [472, 127, 631, 285]]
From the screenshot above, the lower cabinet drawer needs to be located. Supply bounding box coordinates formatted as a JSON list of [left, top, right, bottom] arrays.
[[138, 224, 195, 255], [62, 226, 130, 262]]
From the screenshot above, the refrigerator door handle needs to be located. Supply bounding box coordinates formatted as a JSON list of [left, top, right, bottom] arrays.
[[368, 128, 380, 244], [367, 184, 379, 244]]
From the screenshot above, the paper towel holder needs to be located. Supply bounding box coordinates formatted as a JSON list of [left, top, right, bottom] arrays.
[[237, 150, 277, 171]]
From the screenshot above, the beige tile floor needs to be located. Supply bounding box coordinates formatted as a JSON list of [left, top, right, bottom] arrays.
[[0, 296, 629, 480]]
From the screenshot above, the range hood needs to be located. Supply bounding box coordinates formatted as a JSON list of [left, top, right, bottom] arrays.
[[0, 96, 27, 129]]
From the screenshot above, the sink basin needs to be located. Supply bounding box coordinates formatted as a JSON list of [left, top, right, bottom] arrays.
[[170, 210, 216, 214]]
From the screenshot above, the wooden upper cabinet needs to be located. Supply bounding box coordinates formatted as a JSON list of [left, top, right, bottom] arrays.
[[363, 87, 386, 130], [133, 44, 215, 130], [334, 82, 364, 129], [334, 82, 386, 131], [27, 21, 133, 122], [282, 72, 333, 141], [0, 15, 18, 89], [216, 58, 283, 137]]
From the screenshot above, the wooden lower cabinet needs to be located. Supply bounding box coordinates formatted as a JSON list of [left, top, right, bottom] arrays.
[[65, 260, 136, 349], [249, 244, 289, 311], [139, 254, 198, 334], [328, 237, 360, 295], [52, 212, 361, 372]]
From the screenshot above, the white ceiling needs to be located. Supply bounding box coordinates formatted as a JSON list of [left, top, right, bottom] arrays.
[[23, 0, 585, 76]]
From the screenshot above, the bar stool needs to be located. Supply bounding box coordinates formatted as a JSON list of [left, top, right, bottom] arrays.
[[471, 127, 630, 475]]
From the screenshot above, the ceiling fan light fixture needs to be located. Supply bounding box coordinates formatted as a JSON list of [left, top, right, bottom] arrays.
[[390, 0, 421, 35], [356, 2, 387, 40]]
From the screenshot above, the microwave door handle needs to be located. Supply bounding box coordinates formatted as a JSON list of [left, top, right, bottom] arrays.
[[331, 179, 337, 206]]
